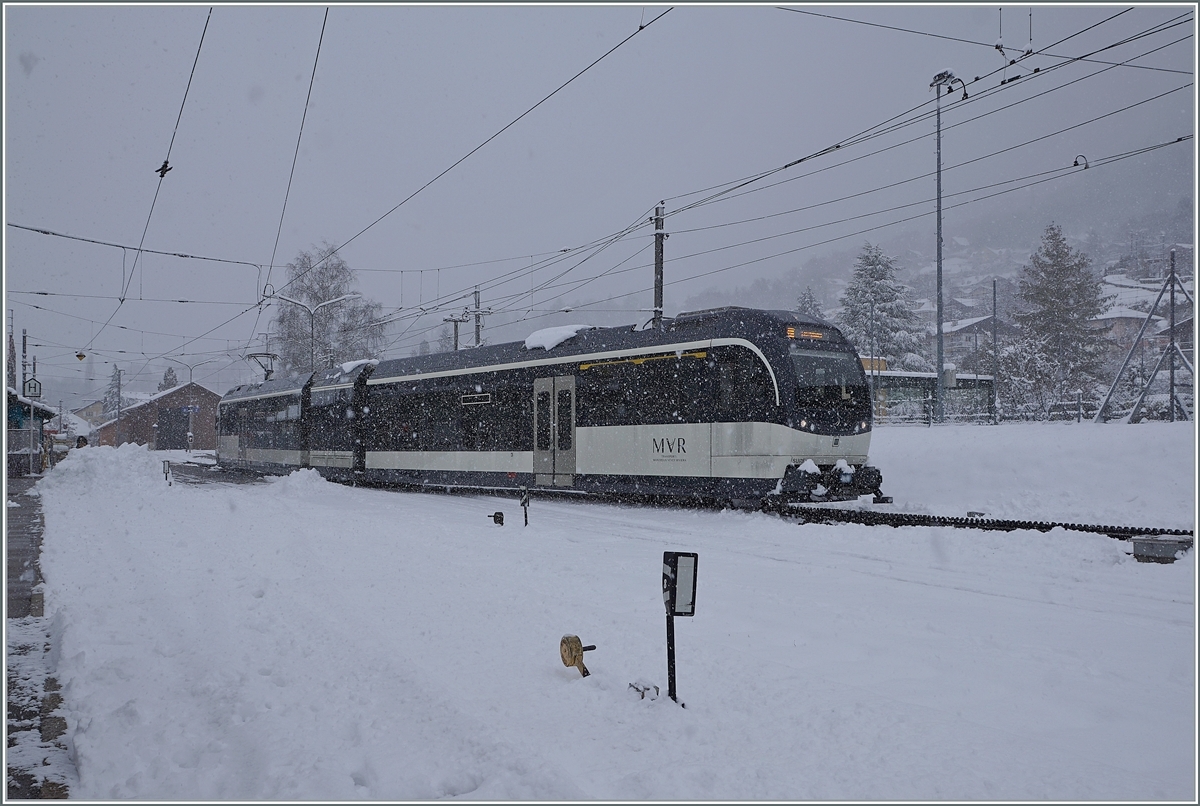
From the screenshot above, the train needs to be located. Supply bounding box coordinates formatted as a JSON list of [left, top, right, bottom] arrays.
[[215, 306, 888, 506]]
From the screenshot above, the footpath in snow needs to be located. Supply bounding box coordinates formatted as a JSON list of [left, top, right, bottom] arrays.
[[26, 422, 1199, 799]]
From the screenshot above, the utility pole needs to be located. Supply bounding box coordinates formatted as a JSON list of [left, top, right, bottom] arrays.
[[22, 328, 28, 389], [869, 290, 879, 409], [467, 287, 491, 348], [443, 311, 469, 351], [474, 287, 482, 346], [1166, 247, 1176, 422], [653, 202, 668, 329], [115, 367, 122, 447], [29, 355, 37, 471], [992, 278, 999, 424], [929, 71, 966, 423]]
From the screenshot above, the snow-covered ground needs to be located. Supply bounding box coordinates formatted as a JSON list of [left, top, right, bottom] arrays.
[[27, 422, 1197, 800]]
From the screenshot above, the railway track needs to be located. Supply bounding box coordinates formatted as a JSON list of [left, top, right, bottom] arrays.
[[169, 460, 1192, 549], [769, 500, 1193, 545], [168, 461, 264, 485]]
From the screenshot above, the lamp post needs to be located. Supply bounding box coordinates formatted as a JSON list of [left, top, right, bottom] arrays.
[[275, 294, 360, 373], [930, 70, 967, 423], [164, 356, 219, 385], [868, 281, 902, 417]]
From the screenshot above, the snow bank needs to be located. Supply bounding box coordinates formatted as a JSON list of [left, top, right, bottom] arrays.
[[870, 420, 1195, 528], [524, 324, 593, 351], [32, 424, 1196, 800], [337, 358, 379, 375]]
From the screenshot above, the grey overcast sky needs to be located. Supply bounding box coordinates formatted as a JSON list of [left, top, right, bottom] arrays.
[[4, 3, 1195, 407]]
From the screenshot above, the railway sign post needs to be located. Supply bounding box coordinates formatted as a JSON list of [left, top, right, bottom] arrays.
[[662, 551, 698, 704], [23, 376, 42, 474]]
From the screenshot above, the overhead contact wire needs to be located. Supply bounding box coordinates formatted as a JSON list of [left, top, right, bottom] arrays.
[[81, 6, 213, 353], [269, 7, 674, 302]]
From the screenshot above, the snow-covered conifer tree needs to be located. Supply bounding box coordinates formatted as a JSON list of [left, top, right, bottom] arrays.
[[158, 366, 179, 392], [1014, 224, 1111, 403], [102, 365, 122, 415], [795, 286, 825, 321], [837, 243, 929, 371]]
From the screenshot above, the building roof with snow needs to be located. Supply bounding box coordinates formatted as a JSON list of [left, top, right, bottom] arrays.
[[6, 387, 58, 420], [91, 382, 219, 430], [1090, 306, 1164, 324]]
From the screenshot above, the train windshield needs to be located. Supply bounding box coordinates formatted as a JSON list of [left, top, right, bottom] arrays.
[[789, 345, 865, 389], [788, 343, 871, 431]]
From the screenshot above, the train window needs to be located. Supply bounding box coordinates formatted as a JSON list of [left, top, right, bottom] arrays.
[[789, 346, 866, 392], [789, 344, 870, 429], [536, 391, 552, 451], [576, 364, 626, 427], [506, 386, 533, 451], [416, 391, 459, 451], [578, 352, 711, 426], [714, 346, 772, 421], [556, 389, 573, 451]]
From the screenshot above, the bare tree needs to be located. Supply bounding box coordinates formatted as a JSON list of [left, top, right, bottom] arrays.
[[271, 243, 387, 374]]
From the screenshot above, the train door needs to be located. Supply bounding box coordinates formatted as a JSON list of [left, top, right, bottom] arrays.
[[533, 375, 575, 487], [237, 406, 249, 465]]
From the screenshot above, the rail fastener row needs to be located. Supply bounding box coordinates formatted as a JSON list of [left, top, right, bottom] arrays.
[[776, 502, 1193, 547]]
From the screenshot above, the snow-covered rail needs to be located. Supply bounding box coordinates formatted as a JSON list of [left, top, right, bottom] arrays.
[[771, 501, 1193, 544], [174, 459, 1192, 546]]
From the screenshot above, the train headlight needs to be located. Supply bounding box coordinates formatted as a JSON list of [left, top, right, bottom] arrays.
[[800, 419, 807, 429]]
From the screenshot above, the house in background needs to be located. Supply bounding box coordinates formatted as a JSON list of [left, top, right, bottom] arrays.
[[936, 315, 1020, 365], [91, 383, 220, 450], [1155, 315, 1194, 364], [1088, 307, 1165, 357], [7, 386, 57, 475], [72, 398, 108, 426]]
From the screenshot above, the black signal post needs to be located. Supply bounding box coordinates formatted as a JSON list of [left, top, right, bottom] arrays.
[[662, 551, 698, 704]]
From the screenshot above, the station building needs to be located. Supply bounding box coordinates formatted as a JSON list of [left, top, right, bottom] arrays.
[[91, 383, 221, 450], [7, 386, 57, 475]]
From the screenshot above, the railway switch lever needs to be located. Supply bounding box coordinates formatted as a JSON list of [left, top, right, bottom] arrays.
[[560, 634, 597, 677]]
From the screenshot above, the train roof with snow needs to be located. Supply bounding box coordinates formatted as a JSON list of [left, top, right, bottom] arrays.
[[368, 307, 845, 384]]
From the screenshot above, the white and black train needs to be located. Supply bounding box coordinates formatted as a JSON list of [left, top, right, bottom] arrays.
[[216, 307, 888, 505]]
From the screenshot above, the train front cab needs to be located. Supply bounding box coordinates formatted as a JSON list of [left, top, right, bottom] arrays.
[[774, 321, 886, 502]]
